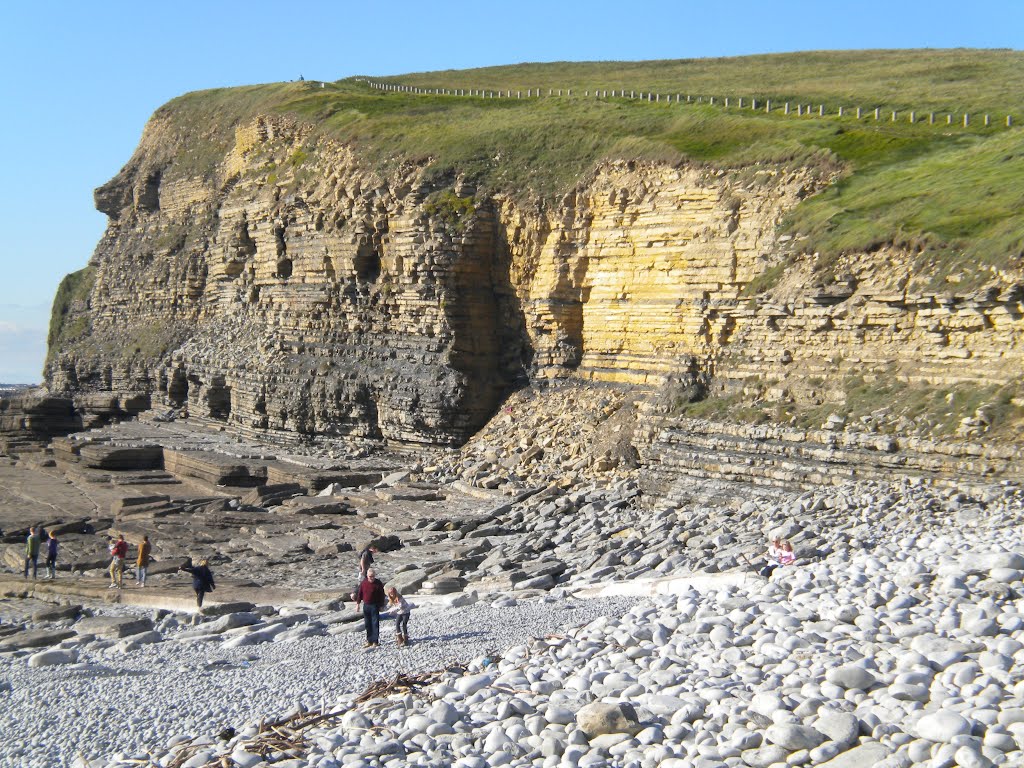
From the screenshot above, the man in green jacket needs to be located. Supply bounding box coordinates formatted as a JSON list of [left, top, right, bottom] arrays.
[[24, 527, 40, 579]]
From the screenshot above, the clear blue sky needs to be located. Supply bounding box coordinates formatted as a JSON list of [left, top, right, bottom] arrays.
[[0, 0, 1020, 383]]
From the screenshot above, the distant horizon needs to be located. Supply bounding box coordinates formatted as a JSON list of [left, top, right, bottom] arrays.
[[2, 0, 1021, 383]]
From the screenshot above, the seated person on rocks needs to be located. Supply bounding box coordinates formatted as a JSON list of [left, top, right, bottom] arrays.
[[759, 536, 796, 577]]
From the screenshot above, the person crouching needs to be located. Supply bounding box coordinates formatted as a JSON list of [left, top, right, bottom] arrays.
[[355, 568, 387, 648], [180, 558, 215, 608]]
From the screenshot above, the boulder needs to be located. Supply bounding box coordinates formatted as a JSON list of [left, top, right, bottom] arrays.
[[825, 664, 877, 691], [32, 604, 83, 623], [814, 712, 861, 748], [0, 628, 76, 652], [74, 615, 154, 639], [28, 648, 78, 667], [816, 743, 892, 767], [969, 552, 1024, 572], [576, 702, 643, 737], [199, 601, 256, 617], [915, 711, 973, 742], [765, 723, 827, 751], [387, 569, 427, 594]]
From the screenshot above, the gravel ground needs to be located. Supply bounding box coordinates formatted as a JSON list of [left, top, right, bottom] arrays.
[[0, 595, 640, 767]]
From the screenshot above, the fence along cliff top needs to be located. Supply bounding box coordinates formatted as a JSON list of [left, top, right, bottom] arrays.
[[359, 79, 1016, 130]]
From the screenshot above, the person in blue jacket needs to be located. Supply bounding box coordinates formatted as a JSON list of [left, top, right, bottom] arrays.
[[180, 558, 216, 608]]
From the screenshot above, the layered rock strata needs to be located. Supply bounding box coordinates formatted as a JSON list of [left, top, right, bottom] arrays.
[[46, 107, 1024, 451]]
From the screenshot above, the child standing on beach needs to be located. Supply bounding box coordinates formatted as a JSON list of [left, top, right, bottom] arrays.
[[386, 586, 413, 647]]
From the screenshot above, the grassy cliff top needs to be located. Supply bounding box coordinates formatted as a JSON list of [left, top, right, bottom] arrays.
[[155, 50, 1023, 283]]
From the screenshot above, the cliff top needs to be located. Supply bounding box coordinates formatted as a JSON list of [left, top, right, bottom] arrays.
[[138, 50, 1021, 288]]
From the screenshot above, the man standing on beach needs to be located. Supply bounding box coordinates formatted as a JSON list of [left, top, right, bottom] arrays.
[[358, 543, 379, 581], [108, 534, 128, 589], [24, 527, 40, 579], [136, 535, 152, 587], [354, 567, 387, 648]]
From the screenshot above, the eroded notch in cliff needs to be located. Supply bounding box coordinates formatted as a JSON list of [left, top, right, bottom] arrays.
[[225, 218, 258, 278], [167, 368, 189, 406], [274, 224, 292, 279], [135, 169, 162, 212], [354, 237, 382, 283], [205, 376, 231, 421]]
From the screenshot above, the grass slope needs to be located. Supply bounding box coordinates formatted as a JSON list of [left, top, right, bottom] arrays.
[[154, 49, 1022, 281], [386, 50, 1024, 115]]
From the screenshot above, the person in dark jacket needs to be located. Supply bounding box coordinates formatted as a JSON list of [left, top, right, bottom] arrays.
[[180, 558, 215, 608], [354, 568, 386, 647], [45, 531, 59, 580], [358, 544, 379, 581]]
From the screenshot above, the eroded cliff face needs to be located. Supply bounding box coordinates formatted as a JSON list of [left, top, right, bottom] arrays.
[[47, 111, 1024, 447]]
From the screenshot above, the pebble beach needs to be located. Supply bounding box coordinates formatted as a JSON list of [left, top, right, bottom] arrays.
[[1, 478, 1023, 768]]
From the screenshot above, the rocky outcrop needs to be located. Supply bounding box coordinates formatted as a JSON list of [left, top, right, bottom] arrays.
[[45, 105, 1024, 451], [0, 390, 150, 456]]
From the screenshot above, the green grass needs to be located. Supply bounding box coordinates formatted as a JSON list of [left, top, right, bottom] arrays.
[[47, 267, 95, 361], [146, 49, 1022, 283], [786, 129, 1024, 287], [680, 375, 1024, 441], [386, 50, 1024, 116], [422, 190, 476, 232]]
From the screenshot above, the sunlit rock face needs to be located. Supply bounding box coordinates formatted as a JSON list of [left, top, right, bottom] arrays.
[[47, 111, 1024, 447]]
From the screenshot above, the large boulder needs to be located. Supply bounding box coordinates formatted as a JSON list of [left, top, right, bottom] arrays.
[[74, 615, 154, 639], [28, 648, 78, 667], [575, 702, 643, 737], [0, 628, 76, 651]]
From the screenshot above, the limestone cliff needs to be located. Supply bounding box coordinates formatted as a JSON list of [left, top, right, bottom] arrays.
[[46, 107, 1024, 447]]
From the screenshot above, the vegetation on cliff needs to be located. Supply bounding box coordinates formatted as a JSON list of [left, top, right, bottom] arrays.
[[153, 50, 1022, 287], [53, 50, 1022, 445], [47, 266, 95, 361]]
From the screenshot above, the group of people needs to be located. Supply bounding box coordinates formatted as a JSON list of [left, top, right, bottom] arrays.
[[759, 536, 796, 577], [22, 528, 162, 595], [353, 544, 413, 648], [25, 530, 403, 637], [23, 527, 58, 580], [108, 534, 214, 607], [106, 534, 152, 589]]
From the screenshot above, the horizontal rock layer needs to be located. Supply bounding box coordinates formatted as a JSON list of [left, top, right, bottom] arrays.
[[44, 110, 1024, 451]]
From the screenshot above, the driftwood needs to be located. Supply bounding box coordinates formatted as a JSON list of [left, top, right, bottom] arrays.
[[157, 669, 445, 767], [354, 671, 437, 703]]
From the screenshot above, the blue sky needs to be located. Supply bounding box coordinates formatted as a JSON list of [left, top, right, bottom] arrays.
[[0, 0, 1020, 383]]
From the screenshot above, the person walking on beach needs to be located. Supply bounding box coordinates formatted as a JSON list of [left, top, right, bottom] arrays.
[[386, 585, 413, 647], [45, 531, 59, 580], [355, 567, 387, 648], [180, 558, 215, 608], [108, 534, 128, 589], [136, 535, 152, 587], [358, 543, 379, 581], [24, 527, 40, 579]]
